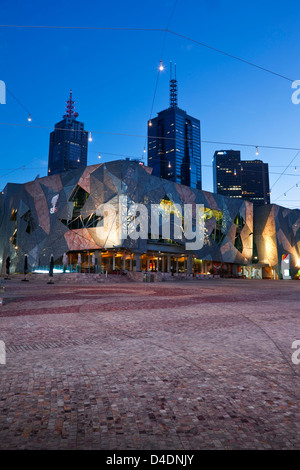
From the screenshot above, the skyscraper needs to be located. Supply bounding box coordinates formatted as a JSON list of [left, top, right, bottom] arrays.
[[48, 91, 88, 175], [241, 159, 270, 205], [213, 150, 242, 199], [213, 150, 270, 205], [147, 65, 202, 189]]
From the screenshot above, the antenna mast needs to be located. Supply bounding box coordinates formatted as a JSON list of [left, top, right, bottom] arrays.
[[170, 62, 178, 108], [64, 90, 79, 119]]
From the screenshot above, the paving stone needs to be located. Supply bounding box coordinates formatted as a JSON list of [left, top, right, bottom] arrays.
[[0, 278, 299, 449]]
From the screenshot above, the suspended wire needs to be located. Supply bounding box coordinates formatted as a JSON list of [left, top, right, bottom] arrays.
[[0, 167, 46, 171], [1, 121, 300, 152], [1, 19, 296, 179], [270, 150, 300, 191], [2, 119, 300, 199], [167, 30, 294, 82], [0, 166, 26, 180], [2, 119, 300, 198], [273, 178, 300, 202], [202, 140, 300, 152], [0, 159, 299, 178], [143, 66, 160, 157], [88, 152, 296, 175], [2, 161, 299, 208], [0, 24, 294, 82], [0, 25, 166, 32], [148, 72, 160, 125], [0, 153, 47, 181], [5, 87, 31, 120], [143, 0, 179, 157], [162, 1, 178, 52], [1, 20, 295, 181], [6, 88, 30, 115]]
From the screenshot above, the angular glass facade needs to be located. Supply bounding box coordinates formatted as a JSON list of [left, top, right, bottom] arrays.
[[0, 160, 299, 279]]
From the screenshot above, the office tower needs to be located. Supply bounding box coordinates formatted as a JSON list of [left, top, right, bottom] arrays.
[[213, 150, 242, 198], [147, 65, 202, 189], [241, 160, 270, 205], [48, 91, 88, 175], [213, 150, 270, 205]]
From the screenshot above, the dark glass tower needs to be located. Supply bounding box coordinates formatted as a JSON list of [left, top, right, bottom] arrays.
[[48, 91, 88, 175], [147, 65, 202, 189], [241, 159, 270, 205], [213, 150, 242, 199], [213, 150, 270, 205]]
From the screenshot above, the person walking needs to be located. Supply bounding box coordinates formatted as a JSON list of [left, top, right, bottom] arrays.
[[5, 256, 11, 280], [48, 254, 54, 284], [22, 255, 29, 282]]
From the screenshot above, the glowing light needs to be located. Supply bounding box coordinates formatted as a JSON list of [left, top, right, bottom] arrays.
[[148, 120, 152, 127], [168, 161, 171, 168], [98, 153, 101, 159], [256, 146, 259, 156], [33, 268, 70, 274], [159, 60, 164, 71], [88, 132, 92, 142], [28, 114, 32, 122], [234, 168, 237, 176]]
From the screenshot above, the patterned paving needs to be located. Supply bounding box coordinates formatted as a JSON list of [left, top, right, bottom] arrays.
[[0, 277, 299, 449]]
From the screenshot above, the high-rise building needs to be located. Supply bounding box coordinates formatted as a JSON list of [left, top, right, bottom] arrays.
[[241, 159, 270, 205], [213, 150, 242, 199], [213, 150, 270, 205], [147, 65, 202, 189], [48, 91, 88, 175]]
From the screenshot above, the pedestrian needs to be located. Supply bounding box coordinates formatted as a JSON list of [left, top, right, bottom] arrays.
[[48, 254, 54, 284], [77, 253, 82, 273], [22, 255, 29, 282], [62, 253, 68, 273], [5, 256, 10, 279]]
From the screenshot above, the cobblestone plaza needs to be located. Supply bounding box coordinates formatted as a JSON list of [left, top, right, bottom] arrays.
[[0, 277, 299, 450]]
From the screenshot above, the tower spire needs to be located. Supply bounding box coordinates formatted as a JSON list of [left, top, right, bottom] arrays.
[[64, 90, 79, 119], [170, 62, 178, 108]]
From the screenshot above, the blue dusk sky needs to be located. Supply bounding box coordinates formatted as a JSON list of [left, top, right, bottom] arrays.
[[0, 0, 300, 208]]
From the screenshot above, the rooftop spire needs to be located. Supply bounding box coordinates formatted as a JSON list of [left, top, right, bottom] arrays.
[[170, 62, 178, 108], [64, 90, 79, 119]]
